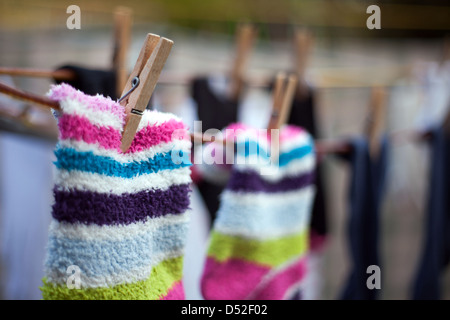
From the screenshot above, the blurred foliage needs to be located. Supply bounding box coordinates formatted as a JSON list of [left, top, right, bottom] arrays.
[[0, 0, 448, 38]]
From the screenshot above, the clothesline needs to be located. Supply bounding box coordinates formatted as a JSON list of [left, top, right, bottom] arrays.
[[0, 80, 431, 156], [0, 108, 57, 142], [0, 66, 412, 89]]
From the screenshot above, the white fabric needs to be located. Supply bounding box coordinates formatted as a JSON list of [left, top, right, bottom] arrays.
[[414, 61, 450, 131], [0, 133, 54, 300], [182, 186, 211, 300]]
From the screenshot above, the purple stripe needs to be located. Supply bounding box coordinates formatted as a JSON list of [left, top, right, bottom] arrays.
[[227, 170, 315, 193], [52, 184, 191, 225]]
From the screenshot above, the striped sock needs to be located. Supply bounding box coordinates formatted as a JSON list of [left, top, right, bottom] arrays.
[[201, 124, 316, 300], [40, 84, 192, 300]]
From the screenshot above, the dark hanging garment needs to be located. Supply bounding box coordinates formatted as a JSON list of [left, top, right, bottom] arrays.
[[412, 126, 450, 300], [53, 65, 118, 100], [339, 137, 389, 300], [191, 77, 240, 133], [288, 87, 328, 241], [191, 77, 240, 225]]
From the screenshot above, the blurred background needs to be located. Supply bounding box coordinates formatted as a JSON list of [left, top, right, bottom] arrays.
[[0, 0, 449, 300]]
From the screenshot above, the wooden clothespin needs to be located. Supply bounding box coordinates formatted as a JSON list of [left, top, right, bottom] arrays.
[[267, 72, 298, 132], [267, 72, 286, 132], [229, 23, 257, 101], [366, 86, 387, 158], [266, 72, 298, 162], [112, 6, 133, 98], [0, 33, 173, 151], [0, 80, 357, 156], [293, 28, 313, 99], [119, 33, 173, 152]]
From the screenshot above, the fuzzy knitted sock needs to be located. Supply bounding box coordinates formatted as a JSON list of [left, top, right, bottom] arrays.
[[40, 84, 192, 300], [201, 123, 316, 300]]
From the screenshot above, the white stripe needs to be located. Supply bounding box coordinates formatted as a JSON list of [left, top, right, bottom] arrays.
[[54, 167, 192, 195], [214, 187, 314, 240], [137, 109, 184, 132], [49, 213, 191, 242], [59, 138, 192, 163], [233, 153, 316, 182], [220, 186, 315, 207], [59, 98, 124, 130], [214, 220, 309, 241], [45, 249, 185, 289]]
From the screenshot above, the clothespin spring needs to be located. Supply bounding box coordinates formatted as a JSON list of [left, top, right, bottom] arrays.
[[118, 76, 140, 103]]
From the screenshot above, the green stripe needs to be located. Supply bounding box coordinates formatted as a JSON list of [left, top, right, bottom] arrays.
[[207, 230, 308, 267], [41, 257, 184, 300]]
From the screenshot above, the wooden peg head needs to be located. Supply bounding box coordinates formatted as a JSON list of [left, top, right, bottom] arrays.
[[293, 28, 313, 98], [267, 72, 287, 131], [278, 74, 298, 128], [120, 34, 173, 153], [367, 86, 387, 158], [113, 7, 133, 98], [229, 23, 258, 101]]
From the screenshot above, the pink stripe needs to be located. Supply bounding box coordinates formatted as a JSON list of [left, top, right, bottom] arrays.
[[58, 114, 122, 151], [58, 114, 188, 153], [251, 257, 308, 300], [223, 123, 307, 144], [224, 123, 250, 138], [162, 281, 185, 300], [279, 125, 306, 141], [49, 83, 125, 119], [201, 257, 270, 300], [127, 119, 187, 153]]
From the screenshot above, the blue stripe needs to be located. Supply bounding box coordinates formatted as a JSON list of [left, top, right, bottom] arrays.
[[54, 147, 191, 178], [45, 222, 189, 278], [235, 140, 314, 167]]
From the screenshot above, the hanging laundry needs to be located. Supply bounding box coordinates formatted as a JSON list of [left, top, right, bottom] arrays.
[[414, 61, 450, 132], [262, 80, 328, 299], [0, 133, 54, 300], [53, 65, 118, 100], [411, 124, 450, 300], [287, 86, 328, 299], [410, 60, 450, 300], [192, 76, 240, 133], [190, 76, 240, 225], [200, 123, 316, 300], [288, 87, 328, 244], [40, 83, 192, 300], [267, 80, 328, 244], [182, 187, 212, 300], [339, 137, 389, 300], [0, 79, 55, 300]]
